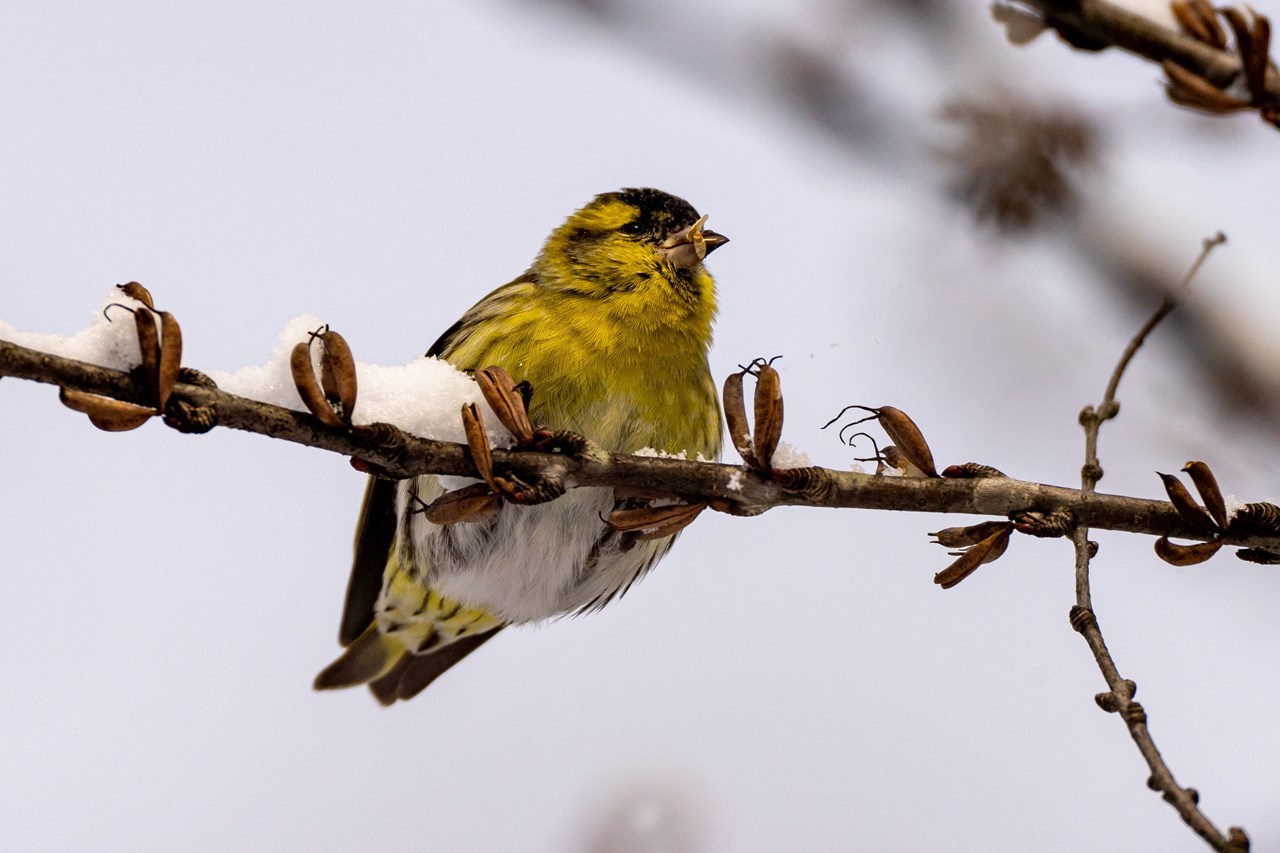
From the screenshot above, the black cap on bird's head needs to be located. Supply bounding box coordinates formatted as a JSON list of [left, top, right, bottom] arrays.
[[601, 187, 729, 270]]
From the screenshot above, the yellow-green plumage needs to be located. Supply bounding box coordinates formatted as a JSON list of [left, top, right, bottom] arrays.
[[315, 188, 726, 704]]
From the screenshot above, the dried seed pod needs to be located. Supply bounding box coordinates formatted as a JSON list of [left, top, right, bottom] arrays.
[[608, 502, 706, 536], [688, 214, 709, 260], [1154, 536, 1223, 566], [290, 342, 346, 427], [991, 3, 1047, 45], [59, 388, 154, 432], [1236, 548, 1280, 564], [722, 369, 758, 468], [476, 365, 533, 445], [1171, 0, 1225, 47], [1157, 472, 1217, 534], [423, 483, 501, 525], [116, 281, 155, 309], [632, 505, 706, 540], [133, 307, 162, 409], [934, 526, 1012, 589], [460, 402, 495, 487], [930, 520, 1013, 548], [1221, 8, 1254, 69], [1228, 501, 1280, 536], [752, 362, 783, 470], [876, 406, 938, 478], [879, 445, 930, 478], [319, 328, 357, 421], [1162, 60, 1251, 112], [941, 462, 1007, 479], [155, 311, 183, 411], [1246, 12, 1271, 102], [1181, 460, 1227, 529]]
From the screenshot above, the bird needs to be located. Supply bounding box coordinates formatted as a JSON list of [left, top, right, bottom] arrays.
[[314, 188, 728, 704]]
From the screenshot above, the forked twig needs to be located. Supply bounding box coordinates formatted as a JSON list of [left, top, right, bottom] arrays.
[[1071, 232, 1247, 852]]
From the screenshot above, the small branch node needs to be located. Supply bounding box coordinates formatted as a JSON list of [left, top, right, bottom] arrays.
[[1226, 827, 1252, 852], [1068, 604, 1097, 634], [1121, 701, 1147, 726]]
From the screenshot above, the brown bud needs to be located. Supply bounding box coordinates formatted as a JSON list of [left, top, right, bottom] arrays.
[[155, 311, 183, 412], [290, 342, 345, 427], [319, 328, 357, 421], [876, 406, 938, 478], [752, 363, 783, 470], [1121, 701, 1147, 726], [941, 462, 1006, 479], [423, 482, 501, 524], [1229, 501, 1280, 536], [1068, 604, 1096, 634], [59, 388, 154, 432], [1181, 461, 1227, 529], [116, 281, 155, 309], [1012, 509, 1074, 538], [1157, 472, 1217, 534], [476, 365, 533, 445], [1225, 827, 1251, 853], [934, 526, 1012, 589], [770, 466, 833, 502], [1154, 536, 1223, 566], [722, 369, 758, 469], [1094, 691, 1121, 713]]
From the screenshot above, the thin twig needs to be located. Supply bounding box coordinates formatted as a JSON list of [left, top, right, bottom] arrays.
[[1071, 233, 1247, 852]]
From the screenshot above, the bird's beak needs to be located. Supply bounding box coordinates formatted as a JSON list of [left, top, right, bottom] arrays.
[[660, 214, 729, 270]]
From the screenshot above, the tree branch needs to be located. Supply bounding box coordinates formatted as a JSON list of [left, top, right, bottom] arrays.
[[1004, 0, 1280, 125], [4, 335, 1280, 558], [1069, 233, 1249, 852]]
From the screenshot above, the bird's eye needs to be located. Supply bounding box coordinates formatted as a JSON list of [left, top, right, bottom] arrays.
[[619, 220, 645, 236]]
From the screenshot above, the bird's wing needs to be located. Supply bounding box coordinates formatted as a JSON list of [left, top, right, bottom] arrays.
[[336, 476, 398, 646]]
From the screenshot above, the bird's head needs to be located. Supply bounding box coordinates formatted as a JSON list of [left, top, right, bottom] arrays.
[[538, 188, 728, 307]]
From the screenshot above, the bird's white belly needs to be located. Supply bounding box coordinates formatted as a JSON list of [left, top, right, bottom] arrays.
[[400, 481, 668, 623]]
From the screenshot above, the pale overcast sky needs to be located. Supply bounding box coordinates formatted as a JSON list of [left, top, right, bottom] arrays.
[[3, 2, 1279, 851]]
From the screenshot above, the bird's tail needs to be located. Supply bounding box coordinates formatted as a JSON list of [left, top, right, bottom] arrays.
[[314, 623, 503, 705]]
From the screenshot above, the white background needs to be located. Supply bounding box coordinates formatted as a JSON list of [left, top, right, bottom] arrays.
[[2, 2, 1279, 851]]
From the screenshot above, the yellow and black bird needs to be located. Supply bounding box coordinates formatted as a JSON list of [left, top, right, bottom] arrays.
[[315, 188, 728, 703]]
